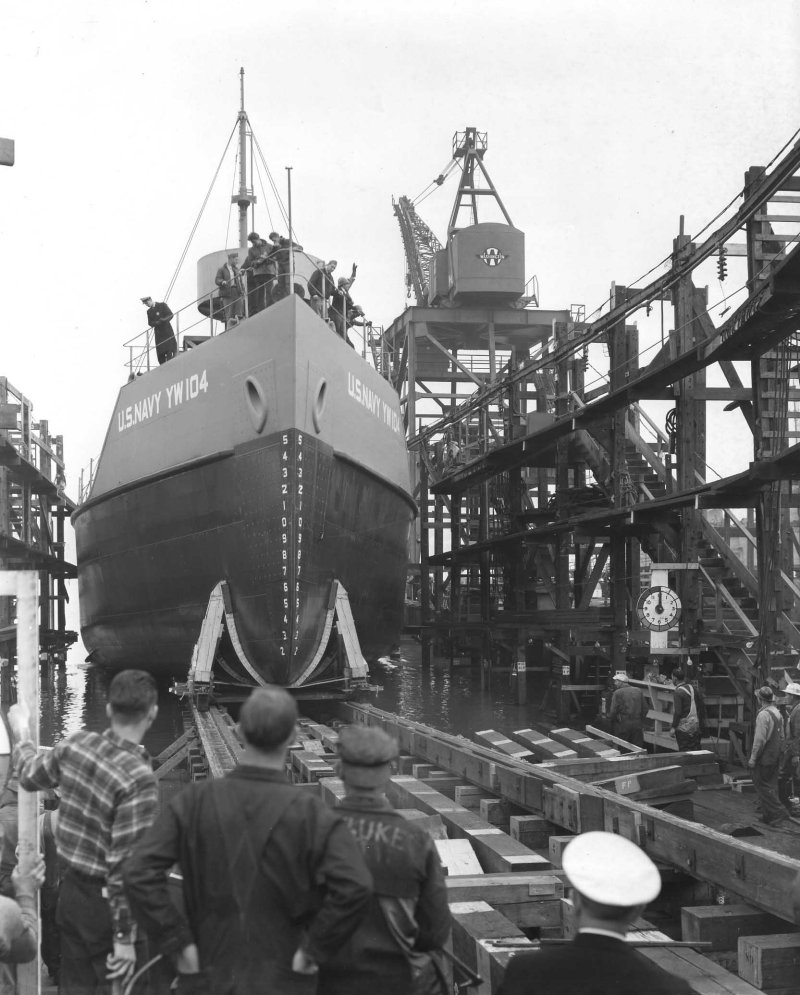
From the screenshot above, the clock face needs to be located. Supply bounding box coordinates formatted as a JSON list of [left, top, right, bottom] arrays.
[[636, 586, 681, 632]]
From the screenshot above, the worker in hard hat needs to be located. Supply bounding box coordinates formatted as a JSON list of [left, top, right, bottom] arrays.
[[499, 831, 692, 994]]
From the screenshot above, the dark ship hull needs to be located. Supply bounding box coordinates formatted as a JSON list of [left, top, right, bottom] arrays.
[[73, 296, 414, 684]]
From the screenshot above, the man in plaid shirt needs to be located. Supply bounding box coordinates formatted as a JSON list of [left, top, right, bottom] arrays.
[[8, 670, 159, 993]]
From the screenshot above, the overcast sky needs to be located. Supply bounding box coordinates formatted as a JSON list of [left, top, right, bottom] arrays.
[[2, 0, 798, 497]]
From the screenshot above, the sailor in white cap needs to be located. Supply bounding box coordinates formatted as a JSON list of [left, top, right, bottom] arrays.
[[607, 671, 646, 747], [499, 831, 692, 995], [317, 726, 451, 995], [749, 686, 791, 827]]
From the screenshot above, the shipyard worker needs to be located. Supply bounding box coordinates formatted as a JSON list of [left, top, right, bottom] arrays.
[[7, 670, 159, 993], [607, 671, 647, 748], [141, 296, 177, 365], [779, 682, 800, 813], [318, 726, 451, 995], [498, 832, 692, 995], [670, 668, 707, 751], [308, 259, 337, 317], [0, 852, 47, 993], [241, 232, 276, 315], [749, 685, 791, 828], [125, 686, 373, 995]]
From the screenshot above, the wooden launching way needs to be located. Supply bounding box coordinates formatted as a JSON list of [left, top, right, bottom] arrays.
[[181, 697, 800, 994]]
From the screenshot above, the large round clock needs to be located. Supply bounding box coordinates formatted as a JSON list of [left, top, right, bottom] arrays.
[[636, 586, 681, 632]]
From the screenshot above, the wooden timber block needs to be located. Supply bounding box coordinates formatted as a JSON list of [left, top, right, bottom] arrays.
[[435, 838, 483, 876], [291, 781, 321, 797], [511, 728, 578, 761], [396, 809, 448, 840], [421, 775, 464, 799], [388, 775, 551, 874], [733, 780, 756, 794], [682, 904, 798, 952], [446, 872, 565, 929], [480, 798, 512, 830], [631, 917, 769, 995], [397, 755, 414, 775], [591, 765, 687, 797], [549, 727, 621, 759], [739, 934, 800, 990], [318, 777, 347, 806], [548, 835, 575, 868], [412, 763, 439, 779], [454, 785, 486, 811], [474, 729, 534, 761], [542, 783, 604, 833], [291, 750, 335, 782], [510, 815, 559, 850], [450, 901, 534, 995]]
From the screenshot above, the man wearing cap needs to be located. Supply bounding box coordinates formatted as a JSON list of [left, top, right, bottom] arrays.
[[607, 672, 646, 747], [749, 685, 790, 827], [317, 725, 451, 995], [215, 252, 245, 328], [241, 232, 275, 315], [779, 682, 800, 812], [499, 831, 692, 995], [141, 296, 178, 364], [125, 687, 372, 994]]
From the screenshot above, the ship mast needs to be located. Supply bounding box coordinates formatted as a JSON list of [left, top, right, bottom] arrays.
[[233, 67, 256, 249]]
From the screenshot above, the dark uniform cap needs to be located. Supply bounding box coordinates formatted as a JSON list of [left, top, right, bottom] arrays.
[[338, 725, 398, 766]]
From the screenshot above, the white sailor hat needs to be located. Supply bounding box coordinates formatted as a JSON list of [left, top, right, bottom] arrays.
[[612, 672, 629, 683], [786, 682, 800, 697], [562, 831, 661, 907]]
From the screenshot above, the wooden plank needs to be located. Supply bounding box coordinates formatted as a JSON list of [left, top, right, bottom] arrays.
[[318, 777, 348, 805], [450, 901, 534, 995], [682, 905, 798, 951], [435, 839, 483, 876], [738, 934, 800, 990], [511, 728, 578, 761], [474, 729, 534, 761], [338, 704, 800, 922], [549, 727, 621, 759], [396, 809, 449, 840], [537, 750, 719, 781], [446, 873, 565, 929], [585, 723, 647, 754], [388, 775, 551, 873], [480, 798, 512, 830], [591, 765, 687, 796], [543, 783, 604, 833], [421, 774, 465, 799]]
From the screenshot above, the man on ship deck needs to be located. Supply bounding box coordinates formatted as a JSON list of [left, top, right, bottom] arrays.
[[125, 686, 373, 995], [141, 297, 177, 364]]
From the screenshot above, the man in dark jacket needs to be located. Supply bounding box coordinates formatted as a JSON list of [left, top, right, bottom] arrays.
[[499, 831, 691, 995], [240, 232, 276, 315], [308, 260, 338, 317], [125, 687, 373, 994], [141, 297, 177, 364], [318, 726, 451, 995], [607, 671, 647, 747]]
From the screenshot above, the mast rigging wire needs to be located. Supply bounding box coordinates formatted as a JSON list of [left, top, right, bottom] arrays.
[[163, 121, 238, 302]]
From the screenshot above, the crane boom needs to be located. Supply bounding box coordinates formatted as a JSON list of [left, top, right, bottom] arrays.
[[392, 195, 444, 306]]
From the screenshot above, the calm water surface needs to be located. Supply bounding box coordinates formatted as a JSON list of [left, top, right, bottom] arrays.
[[37, 637, 543, 750]]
